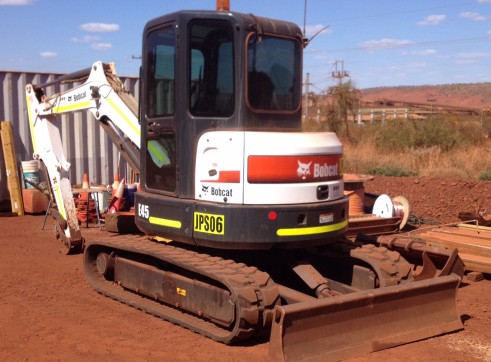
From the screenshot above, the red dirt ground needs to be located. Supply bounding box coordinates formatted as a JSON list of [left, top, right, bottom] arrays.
[[1, 176, 490, 361]]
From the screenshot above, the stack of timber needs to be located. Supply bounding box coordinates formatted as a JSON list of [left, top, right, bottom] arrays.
[[404, 223, 491, 274]]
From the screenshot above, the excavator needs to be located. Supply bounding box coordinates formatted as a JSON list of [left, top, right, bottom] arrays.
[[25, 1, 465, 360]]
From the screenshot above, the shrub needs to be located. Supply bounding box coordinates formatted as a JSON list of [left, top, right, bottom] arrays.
[[373, 120, 414, 152], [366, 165, 418, 177], [412, 117, 458, 151], [306, 113, 489, 179], [479, 170, 491, 181], [302, 118, 329, 132], [452, 120, 486, 146]]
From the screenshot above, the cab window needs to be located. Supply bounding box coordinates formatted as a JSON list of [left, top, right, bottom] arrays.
[[247, 35, 301, 112], [189, 19, 234, 117], [145, 133, 176, 192], [146, 26, 176, 117]]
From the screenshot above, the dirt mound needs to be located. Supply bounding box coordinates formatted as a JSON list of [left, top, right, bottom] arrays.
[[365, 176, 491, 225], [362, 83, 491, 110]]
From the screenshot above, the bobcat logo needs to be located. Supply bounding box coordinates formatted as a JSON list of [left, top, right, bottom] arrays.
[[201, 185, 209, 193], [297, 161, 312, 180]]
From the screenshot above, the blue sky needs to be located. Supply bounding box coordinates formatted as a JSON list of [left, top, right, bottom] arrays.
[[1, 0, 490, 89]]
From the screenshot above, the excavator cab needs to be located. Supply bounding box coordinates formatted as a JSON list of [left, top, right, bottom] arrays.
[[136, 9, 349, 249]]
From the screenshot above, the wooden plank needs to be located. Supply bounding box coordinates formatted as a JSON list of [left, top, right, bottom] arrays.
[[421, 230, 491, 249], [1, 121, 24, 215], [416, 234, 491, 256], [435, 226, 491, 240], [457, 223, 491, 233], [408, 226, 491, 273], [412, 226, 491, 247], [458, 253, 491, 274]]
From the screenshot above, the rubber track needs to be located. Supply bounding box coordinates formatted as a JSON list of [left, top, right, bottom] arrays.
[[350, 243, 414, 287], [316, 241, 415, 287], [84, 234, 279, 344]]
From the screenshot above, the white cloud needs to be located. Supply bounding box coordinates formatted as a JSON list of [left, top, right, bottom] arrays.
[[455, 51, 491, 59], [91, 43, 112, 50], [407, 62, 428, 68], [71, 35, 101, 43], [40, 51, 57, 58], [460, 12, 488, 21], [416, 15, 446, 26], [0, 0, 34, 5], [80, 23, 119, 32], [412, 49, 437, 56], [452, 51, 491, 65], [360, 38, 414, 51], [304, 24, 331, 38], [455, 59, 475, 65], [394, 73, 408, 79], [478, 0, 491, 3]]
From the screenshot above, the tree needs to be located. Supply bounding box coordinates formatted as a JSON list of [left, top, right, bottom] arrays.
[[326, 80, 361, 140]]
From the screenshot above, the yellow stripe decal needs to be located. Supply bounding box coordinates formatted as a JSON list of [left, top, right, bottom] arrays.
[[54, 101, 91, 113], [148, 141, 166, 164], [26, 96, 37, 153], [149, 216, 182, 229], [107, 97, 141, 138], [277, 219, 348, 237], [53, 185, 66, 219]]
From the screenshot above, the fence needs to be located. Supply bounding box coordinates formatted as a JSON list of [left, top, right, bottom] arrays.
[[0, 69, 140, 209], [352, 108, 411, 123]]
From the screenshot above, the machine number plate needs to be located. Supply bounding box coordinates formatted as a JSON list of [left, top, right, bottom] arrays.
[[194, 212, 225, 235], [319, 213, 334, 224]]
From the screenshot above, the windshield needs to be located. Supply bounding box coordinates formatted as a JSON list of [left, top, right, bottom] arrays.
[[247, 35, 301, 112]]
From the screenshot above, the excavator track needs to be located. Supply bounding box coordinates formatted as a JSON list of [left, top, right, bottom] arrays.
[[84, 234, 279, 343], [84, 234, 463, 361]]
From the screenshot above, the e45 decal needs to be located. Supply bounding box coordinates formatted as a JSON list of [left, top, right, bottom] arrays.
[[194, 212, 225, 235]]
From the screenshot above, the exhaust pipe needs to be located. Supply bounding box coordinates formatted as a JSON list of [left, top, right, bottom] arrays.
[[216, 0, 230, 11]]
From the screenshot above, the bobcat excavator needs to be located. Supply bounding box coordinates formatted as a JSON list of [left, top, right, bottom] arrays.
[[25, 1, 465, 360]]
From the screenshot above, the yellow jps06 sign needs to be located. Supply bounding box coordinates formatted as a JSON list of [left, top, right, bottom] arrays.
[[194, 212, 225, 235]]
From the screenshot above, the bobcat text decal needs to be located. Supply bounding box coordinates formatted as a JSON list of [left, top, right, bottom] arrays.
[[248, 154, 342, 183]]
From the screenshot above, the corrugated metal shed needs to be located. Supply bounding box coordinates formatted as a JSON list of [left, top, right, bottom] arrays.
[[0, 69, 140, 209]]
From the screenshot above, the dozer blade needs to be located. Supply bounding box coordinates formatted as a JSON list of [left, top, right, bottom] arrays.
[[269, 274, 462, 362]]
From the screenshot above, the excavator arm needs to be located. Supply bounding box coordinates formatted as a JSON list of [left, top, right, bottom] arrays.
[[25, 61, 141, 252]]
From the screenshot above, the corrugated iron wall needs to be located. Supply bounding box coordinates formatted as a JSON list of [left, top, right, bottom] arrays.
[[0, 70, 140, 208]]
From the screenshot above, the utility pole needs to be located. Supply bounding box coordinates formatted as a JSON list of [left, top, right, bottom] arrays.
[[332, 60, 349, 86], [481, 99, 484, 127], [427, 93, 437, 114], [304, 72, 312, 121]]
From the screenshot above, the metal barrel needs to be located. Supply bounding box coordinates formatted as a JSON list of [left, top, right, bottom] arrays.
[[269, 273, 462, 361]]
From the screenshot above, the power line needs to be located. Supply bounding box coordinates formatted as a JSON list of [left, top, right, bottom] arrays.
[[317, 1, 477, 26], [305, 36, 490, 55], [331, 60, 349, 85]]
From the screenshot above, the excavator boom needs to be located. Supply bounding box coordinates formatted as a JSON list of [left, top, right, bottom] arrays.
[[25, 61, 141, 251]]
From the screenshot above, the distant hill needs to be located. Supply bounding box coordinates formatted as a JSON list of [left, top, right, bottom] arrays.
[[361, 83, 491, 110]]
